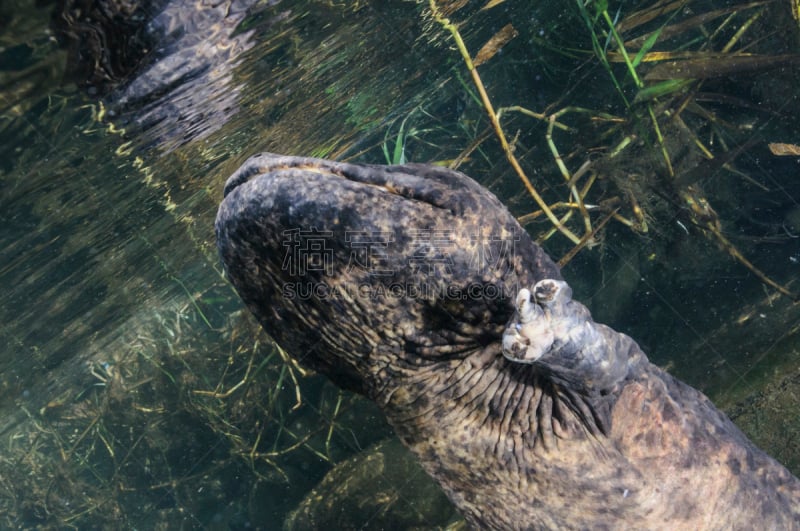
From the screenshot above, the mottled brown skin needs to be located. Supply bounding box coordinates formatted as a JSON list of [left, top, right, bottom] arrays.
[[215, 153, 800, 530]]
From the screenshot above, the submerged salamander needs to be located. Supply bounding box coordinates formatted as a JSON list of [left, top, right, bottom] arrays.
[[216, 153, 800, 529]]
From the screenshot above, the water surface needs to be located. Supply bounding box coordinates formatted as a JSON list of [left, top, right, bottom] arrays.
[[1, 0, 799, 527]]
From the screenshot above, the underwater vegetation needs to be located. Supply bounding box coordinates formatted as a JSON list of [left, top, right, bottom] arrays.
[[0, 0, 798, 527]]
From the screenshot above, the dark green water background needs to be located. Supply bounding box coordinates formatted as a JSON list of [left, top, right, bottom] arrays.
[[1, 0, 799, 527]]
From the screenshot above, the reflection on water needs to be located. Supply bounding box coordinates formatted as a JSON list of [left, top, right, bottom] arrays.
[[0, 0, 798, 527], [57, 0, 270, 152]]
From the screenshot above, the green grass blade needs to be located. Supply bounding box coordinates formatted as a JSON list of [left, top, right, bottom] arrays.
[[632, 27, 664, 69]]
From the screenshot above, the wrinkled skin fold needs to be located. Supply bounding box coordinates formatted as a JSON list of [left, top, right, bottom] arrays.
[[215, 153, 800, 529]]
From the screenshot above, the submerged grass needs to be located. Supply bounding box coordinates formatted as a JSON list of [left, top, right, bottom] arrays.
[[4, 0, 799, 527], [428, 0, 799, 299], [0, 280, 389, 528]]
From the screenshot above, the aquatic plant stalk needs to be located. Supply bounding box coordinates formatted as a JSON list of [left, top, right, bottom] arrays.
[[430, 0, 582, 244]]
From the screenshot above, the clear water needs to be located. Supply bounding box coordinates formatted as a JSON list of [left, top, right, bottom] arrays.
[[1, 0, 798, 527]]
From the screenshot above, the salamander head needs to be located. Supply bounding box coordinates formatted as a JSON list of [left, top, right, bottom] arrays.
[[215, 153, 560, 395]]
